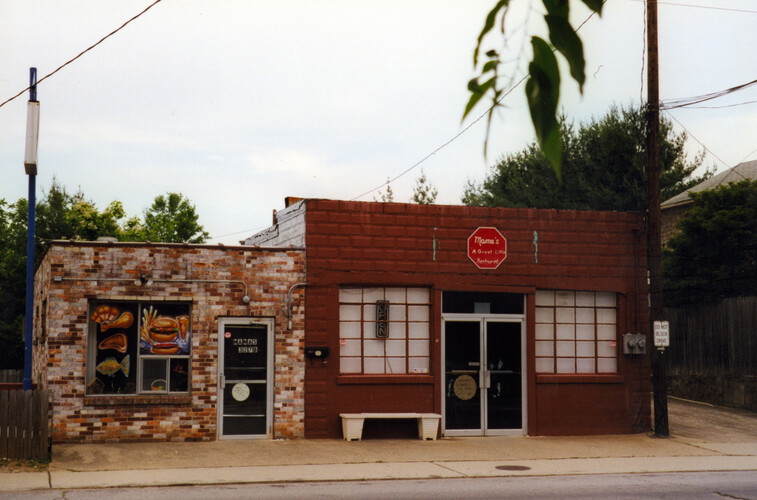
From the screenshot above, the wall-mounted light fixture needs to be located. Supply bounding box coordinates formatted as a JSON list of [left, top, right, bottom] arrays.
[[133, 274, 153, 286]]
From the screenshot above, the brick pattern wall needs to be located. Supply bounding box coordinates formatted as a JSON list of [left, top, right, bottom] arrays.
[[302, 200, 650, 437], [33, 242, 305, 443]]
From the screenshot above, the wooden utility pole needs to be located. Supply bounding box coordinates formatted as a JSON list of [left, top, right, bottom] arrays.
[[646, 0, 669, 437]]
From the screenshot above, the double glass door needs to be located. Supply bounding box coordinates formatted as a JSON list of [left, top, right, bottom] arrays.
[[444, 319, 524, 435]]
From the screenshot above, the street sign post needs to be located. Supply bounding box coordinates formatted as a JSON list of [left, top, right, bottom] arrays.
[[653, 320, 670, 349]]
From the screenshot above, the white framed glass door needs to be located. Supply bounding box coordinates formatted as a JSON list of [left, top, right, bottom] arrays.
[[218, 318, 274, 439], [443, 316, 525, 436]]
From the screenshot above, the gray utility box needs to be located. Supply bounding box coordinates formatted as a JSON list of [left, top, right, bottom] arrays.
[[623, 333, 647, 355]]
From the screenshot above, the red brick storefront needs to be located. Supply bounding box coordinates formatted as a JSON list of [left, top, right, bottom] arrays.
[[251, 199, 650, 438], [33, 241, 305, 443]]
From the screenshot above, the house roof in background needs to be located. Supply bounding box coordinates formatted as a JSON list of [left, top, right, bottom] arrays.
[[661, 160, 757, 209]]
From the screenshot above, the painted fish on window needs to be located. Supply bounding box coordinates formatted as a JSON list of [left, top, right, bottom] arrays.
[[96, 355, 130, 377]]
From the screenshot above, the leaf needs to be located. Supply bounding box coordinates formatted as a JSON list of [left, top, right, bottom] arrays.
[[473, 0, 510, 66], [526, 37, 562, 178], [463, 76, 496, 119], [545, 14, 586, 91], [542, 0, 569, 18], [482, 60, 499, 73], [579, 0, 604, 14]]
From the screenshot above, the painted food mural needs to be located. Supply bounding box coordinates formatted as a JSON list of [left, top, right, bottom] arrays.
[[89, 303, 138, 394], [88, 302, 191, 395]]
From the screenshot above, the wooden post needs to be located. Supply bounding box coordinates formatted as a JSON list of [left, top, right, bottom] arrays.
[[647, 0, 669, 437]]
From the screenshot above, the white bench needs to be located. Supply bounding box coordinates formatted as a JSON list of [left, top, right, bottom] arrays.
[[339, 413, 441, 441]]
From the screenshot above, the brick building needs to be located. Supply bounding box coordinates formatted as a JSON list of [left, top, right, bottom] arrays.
[[33, 241, 305, 442], [246, 199, 651, 438], [35, 199, 651, 442]]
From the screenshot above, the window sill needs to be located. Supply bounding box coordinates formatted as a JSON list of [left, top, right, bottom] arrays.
[[536, 374, 624, 384], [337, 375, 435, 385], [84, 394, 192, 406]]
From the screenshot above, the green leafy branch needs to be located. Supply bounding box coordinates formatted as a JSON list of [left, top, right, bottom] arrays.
[[465, 0, 604, 179]]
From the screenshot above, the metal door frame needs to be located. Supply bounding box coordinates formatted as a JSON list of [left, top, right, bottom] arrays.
[[441, 313, 527, 436], [217, 317, 274, 440]]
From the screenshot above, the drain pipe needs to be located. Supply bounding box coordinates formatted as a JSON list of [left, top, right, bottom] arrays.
[[287, 283, 307, 330]]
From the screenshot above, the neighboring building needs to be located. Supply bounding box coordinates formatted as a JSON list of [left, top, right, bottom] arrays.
[[33, 241, 305, 443], [661, 160, 757, 242], [244, 199, 650, 438]]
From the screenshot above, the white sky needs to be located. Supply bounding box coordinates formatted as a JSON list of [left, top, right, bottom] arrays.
[[1, 0, 755, 244]]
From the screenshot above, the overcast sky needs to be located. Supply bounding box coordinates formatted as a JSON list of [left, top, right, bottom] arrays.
[[1, 1, 755, 244]]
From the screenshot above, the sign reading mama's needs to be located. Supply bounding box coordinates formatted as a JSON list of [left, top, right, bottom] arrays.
[[468, 227, 507, 269]]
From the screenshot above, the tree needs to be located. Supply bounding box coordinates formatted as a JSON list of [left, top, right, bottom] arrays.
[[663, 180, 757, 305], [462, 105, 712, 212], [0, 199, 28, 369], [142, 193, 209, 243], [411, 170, 438, 205], [374, 178, 395, 203], [36, 179, 145, 247], [465, 0, 605, 173]]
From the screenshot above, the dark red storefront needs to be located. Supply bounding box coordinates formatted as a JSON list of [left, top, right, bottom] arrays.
[[249, 199, 651, 438]]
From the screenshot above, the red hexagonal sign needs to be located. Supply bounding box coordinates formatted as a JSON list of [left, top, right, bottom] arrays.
[[468, 227, 507, 269]]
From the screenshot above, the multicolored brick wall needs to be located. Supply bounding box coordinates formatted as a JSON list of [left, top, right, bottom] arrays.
[[33, 242, 305, 443]]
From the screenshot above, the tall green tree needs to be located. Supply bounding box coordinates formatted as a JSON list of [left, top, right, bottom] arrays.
[[664, 180, 757, 305], [0, 199, 28, 369], [142, 193, 209, 243], [463, 106, 712, 212]]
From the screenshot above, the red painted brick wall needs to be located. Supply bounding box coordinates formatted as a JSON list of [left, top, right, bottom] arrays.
[[34, 242, 305, 443], [302, 200, 650, 437]]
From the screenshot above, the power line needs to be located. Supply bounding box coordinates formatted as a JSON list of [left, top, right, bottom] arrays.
[[630, 0, 757, 14], [350, 4, 604, 201], [661, 78, 757, 110], [0, 0, 163, 110], [663, 110, 750, 185]]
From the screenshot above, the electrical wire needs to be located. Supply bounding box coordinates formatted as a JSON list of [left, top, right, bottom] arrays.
[[351, 2, 604, 201], [0, 0, 163, 110], [629, 0, 757, 14], [663, 110, 751, 186], [661, 78, 757, 110]]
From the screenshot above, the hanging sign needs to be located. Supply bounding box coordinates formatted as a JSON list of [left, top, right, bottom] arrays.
[[468, 227, 507, 269]]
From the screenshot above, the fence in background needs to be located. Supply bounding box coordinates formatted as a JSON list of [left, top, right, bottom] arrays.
[[665, 296, 757, 410], [0, 389, 50, 460]]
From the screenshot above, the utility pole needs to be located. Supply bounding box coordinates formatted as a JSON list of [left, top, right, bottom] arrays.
[[23, 67, 40, 391], [646, 0, 669, 436]]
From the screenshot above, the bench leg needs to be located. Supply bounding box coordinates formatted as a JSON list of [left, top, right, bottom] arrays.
[[342, 418, 365, 441], [418, 417, 440, 440]]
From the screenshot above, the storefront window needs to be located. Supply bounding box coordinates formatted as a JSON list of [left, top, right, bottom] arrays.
[[339, 287, 431, 374], [86, 301, 191, 395], [534, 291, 617, 374]]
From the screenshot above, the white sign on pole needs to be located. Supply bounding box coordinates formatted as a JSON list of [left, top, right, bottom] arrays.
[[653, 320, 670, 347]]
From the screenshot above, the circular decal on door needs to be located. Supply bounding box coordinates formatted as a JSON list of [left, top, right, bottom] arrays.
[[231, 382, 250, 402], [453, 374, 477, 401]]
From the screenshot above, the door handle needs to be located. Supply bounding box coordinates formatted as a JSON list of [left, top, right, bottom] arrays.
[[221, 374, 226, 389], [479, 371, 492, 389]]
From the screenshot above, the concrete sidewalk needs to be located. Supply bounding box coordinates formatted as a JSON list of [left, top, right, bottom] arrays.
[[3, 398, 757, 492]]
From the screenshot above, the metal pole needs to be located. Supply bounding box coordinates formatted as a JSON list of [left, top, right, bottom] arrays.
[[22, 68, 38, 391], [646, 0, 669, 436]]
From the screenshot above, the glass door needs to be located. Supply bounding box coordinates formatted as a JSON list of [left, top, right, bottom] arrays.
[[485, 321, 522, 433], [444, 320, 482, 434], [218, 319, 273, 439], [443, 318, 525, 436]]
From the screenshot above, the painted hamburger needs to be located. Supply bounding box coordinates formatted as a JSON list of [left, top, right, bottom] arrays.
[[149, 317, 179, 344]]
